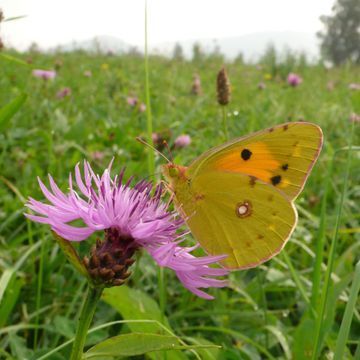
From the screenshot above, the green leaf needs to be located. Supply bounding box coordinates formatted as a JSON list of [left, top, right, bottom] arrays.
[[0, 52, 29, 66], [0, 276, 24, 327], [54, 315, 76, 339], [0, 93, 27, 131], [84, 333, 185, 359], [102, 286, 170, 333], [293, 317, 317, 359], [265, 325, 291, 360], [9, 333, 33, 360], [4, 15, 27, 22], [102, 286, 187, 359], [184, 337, 220, 360], [52, 232, 90, 281], [0, 242, 41, 305]]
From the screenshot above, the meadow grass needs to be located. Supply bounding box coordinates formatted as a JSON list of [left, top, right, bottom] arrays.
[[0, 48, 359, 359]]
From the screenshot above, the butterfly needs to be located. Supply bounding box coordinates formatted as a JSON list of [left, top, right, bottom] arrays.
[[162, 122, 323, 269]]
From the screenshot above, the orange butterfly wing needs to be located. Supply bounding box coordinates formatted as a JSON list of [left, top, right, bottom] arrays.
[[188, 122, 323, 200]]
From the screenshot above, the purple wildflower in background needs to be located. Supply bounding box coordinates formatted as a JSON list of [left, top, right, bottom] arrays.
[[32, 69, 57, 80], [25, 161, 228, 299], [91, 151, 105, 160], [174, 134, 191, 149], [83, 70, 92, 77], [139, 103, 146, 112], [287, 73, 302, 87], [56, 87, 72, 99], [126, 96, 138, 106], [348, 83, 360, 91], [349, 113, 360, 123]]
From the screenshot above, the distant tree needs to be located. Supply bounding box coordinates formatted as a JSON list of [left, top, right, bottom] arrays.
[[317, 0, 360, 65], [208, 42, 225, 62], [234, 52, 244, 65], [192, 42, 204, 63], [259, 43, 278, 76], [128, 46, 142, 58], [28, 42, 40, 54], [172, 43, 184, 61], [298, 51, 308, 70]]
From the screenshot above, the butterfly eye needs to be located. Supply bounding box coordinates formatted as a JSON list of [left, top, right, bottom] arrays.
[[168, 167, 179, 178]]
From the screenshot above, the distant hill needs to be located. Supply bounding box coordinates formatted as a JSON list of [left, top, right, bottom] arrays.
[[53, 31, 319, 60], [55, 35, 132, 54]]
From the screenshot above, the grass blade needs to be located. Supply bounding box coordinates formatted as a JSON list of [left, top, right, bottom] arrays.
[[310, 151, 333, 311], [312, 122, 355, 359], [334, 261, 360, 360], [0, 93, 27, 131]]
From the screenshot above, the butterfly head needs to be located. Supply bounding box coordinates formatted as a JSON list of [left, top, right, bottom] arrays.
[[161, 163, 188, 186]]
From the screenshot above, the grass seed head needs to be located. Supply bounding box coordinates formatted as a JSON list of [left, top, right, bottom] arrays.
[[217, 66, 231, 105]]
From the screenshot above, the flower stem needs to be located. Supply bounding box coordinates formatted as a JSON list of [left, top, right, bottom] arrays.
[[70, 286, 103, 360], [144, 0, 155, 178], [222, 106, 228, 140]]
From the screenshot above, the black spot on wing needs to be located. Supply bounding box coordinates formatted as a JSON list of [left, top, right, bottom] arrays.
[[249, 176, 257, 187], [282, 163, 289, 171], [270, 175, 282, 186], [241, 149, 252, 160]]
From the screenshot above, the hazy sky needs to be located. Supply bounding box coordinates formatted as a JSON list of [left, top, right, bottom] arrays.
[[2, 0, 334, 50]]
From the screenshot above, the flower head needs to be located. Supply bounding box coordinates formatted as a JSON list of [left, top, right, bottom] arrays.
[[54, 59, 63, 71], [264, 73, 272, 81], [91, 151, 105, 160], [327, 81, 335, 91], [191, 73, 202, 95], [127, 96, 138, 107], [32, 69, 56, 80], [217, 67, 231, 105], [56, 87, 72, 99], [174, 134, 191, 149], [257, 81, 266, 90], [151, 130, 172, 151], [287, 73, 302, 87], [25, 161, 228, 299], [139, 103, 146, 112], [349, 112, 360, 123], [348, 83, 360, 91]]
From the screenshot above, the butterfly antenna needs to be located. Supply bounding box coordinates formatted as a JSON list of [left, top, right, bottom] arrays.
[[163, 140, 174, 162], [142, 172, 162, 181], [136, 137, 171, 163]]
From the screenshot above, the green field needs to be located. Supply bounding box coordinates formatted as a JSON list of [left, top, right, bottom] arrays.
[[0, 49, 359, 359]]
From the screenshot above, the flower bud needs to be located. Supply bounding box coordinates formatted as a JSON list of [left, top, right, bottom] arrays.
[[217, 67, 231, 105], [83, 228, 139, 287]]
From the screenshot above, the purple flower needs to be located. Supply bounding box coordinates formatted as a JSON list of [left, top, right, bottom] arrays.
[[25, 161, 228, 299], [91, 151, 105, 160], [174, 134, 191, 149], [126, 96, 138, 107], [84, 70, 92, 77], [32, 69, 57, 80], [257, 82, 266, 90], [349, 113, 360, 123], [139, 103, 146, 112], [56, 87, 71, 99], [287, 73, 302, 87], [348, 83, 360, 91], [151, 132, 160, 143]]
